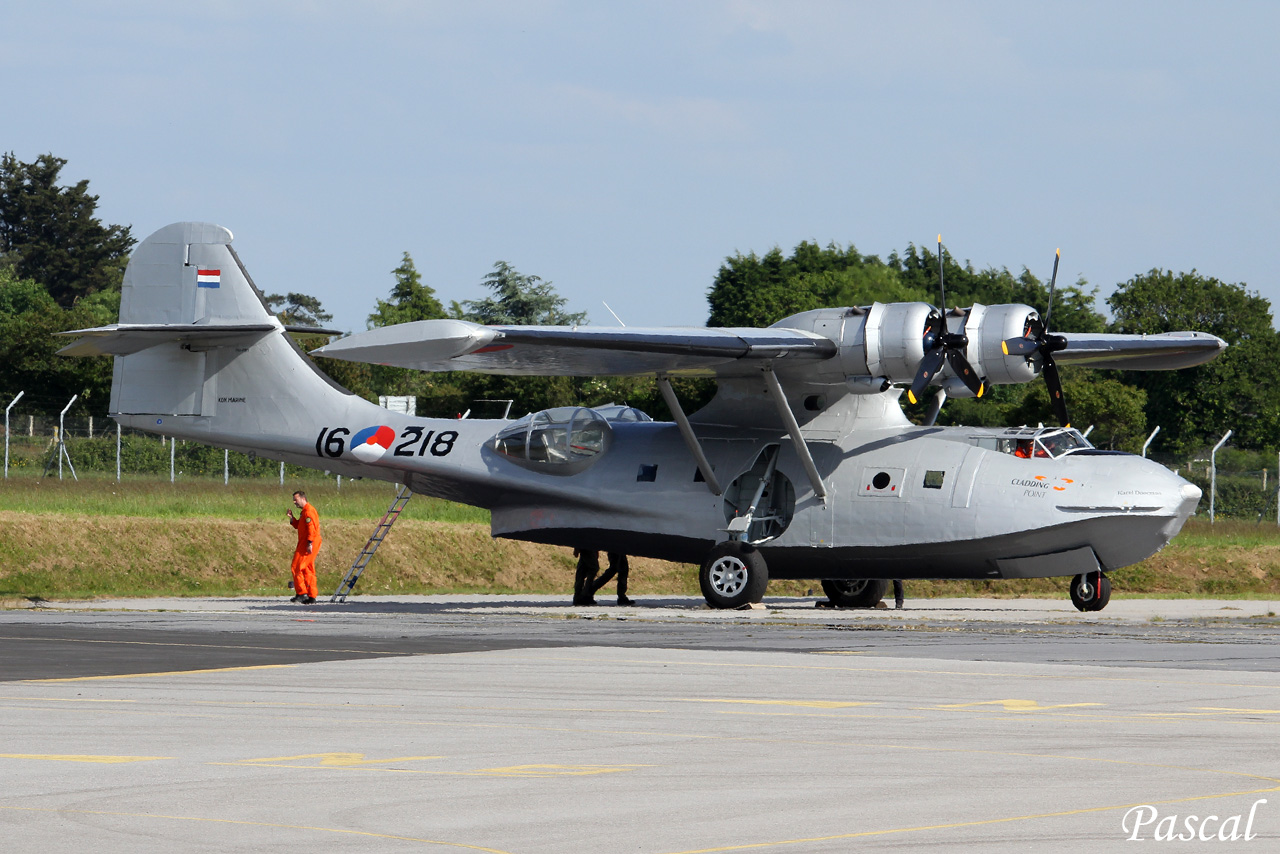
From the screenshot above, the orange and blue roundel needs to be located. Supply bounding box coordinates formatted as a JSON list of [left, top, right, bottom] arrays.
[[350, 425, 395, 462]]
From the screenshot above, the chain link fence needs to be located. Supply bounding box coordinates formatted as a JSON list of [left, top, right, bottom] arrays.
[[3, 415, 328, 483], [6, 408, 1280, 521]]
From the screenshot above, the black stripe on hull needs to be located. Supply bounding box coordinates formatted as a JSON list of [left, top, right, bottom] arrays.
[[497, 513, 1179, 581]]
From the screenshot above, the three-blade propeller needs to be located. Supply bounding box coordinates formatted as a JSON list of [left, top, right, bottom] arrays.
[[906, 236, 986, 405], [1001, 249, 1070, 425]]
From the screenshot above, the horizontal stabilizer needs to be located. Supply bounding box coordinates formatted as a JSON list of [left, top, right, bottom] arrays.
[[312, 319, 836, 377], [56, 322, 279, 357], [1056, 330, 1227, 370]]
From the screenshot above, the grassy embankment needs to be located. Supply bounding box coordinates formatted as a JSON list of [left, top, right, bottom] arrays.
[[2, 473, 1280, 601]]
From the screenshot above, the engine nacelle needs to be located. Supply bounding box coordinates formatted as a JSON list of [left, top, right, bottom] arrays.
[[960, 303, 1042, 387], [773, 303, 1044, 391]]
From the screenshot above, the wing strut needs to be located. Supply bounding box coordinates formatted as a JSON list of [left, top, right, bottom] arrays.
[[656, 375, 723, 496], [761, 368, 828, 502]]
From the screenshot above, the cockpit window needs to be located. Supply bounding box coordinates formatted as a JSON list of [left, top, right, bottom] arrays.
[[1034, 429, 1088, 458], [590, 404, 653, 423], [490, 405, 653, 474], [494, 406, 609, 466], [981, 427, 1092, 459]]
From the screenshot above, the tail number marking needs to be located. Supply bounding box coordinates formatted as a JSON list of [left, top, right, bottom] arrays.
[[316, 427, 457, 459]]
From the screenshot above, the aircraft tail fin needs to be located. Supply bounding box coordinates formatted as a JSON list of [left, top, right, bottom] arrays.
[[59, 222, 378, 458]]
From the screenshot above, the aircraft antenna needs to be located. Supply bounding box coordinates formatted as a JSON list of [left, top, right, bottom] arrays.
[[602, 301, 626, 327]]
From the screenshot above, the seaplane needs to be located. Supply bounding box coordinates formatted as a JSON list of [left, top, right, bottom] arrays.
[[60, 223, 1226, 611]]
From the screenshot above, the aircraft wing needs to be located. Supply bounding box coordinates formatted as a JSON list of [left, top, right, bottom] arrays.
[[1054, 331, 1227, 371], [311, 319, 837, 377]]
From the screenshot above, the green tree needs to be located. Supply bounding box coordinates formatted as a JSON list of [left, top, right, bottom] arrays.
[[455, 261, 586, 326], [0, 265, 117, 415], [367, 252, 445, 328], [264, 292, 333, 327], [0, 153, 134, 306], [706, 240, 1105, 332], [1108, 269, 1280, 454]]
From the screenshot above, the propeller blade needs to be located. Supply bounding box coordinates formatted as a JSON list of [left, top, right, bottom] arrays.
[[1043, 248, 1060, 333], [1001, 336, 1039, 357], [1041, 353, 1070, 426], [937, 234, 946, 313], [907, 347, 947, 405], [945, 348, 986, 398]]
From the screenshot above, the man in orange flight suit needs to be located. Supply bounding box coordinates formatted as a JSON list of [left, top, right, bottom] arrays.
[[287, 490, 321, 604]]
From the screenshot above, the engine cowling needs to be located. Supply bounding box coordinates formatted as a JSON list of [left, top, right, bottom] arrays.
[[959, 303, 1043, 388], [773, 302, 1044, 393]]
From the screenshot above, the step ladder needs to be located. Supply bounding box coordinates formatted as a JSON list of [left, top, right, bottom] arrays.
[[330, 484, 412, 603]]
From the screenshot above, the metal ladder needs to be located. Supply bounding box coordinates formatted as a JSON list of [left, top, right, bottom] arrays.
[[330, 484, 412, 602]]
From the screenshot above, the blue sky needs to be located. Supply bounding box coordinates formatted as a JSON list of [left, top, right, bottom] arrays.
[[5, 1, 1277, 333]]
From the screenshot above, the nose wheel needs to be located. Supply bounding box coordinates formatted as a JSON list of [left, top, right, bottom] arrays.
[[1070, 571, 1111, 612]]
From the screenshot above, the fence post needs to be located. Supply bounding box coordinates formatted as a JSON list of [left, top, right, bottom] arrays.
[[56, 395, 78, 481], [224, 449, 229, 485], [279, 460, 284, 486], [4, 391, 23, 479], [1210, 430, 1233, 524], [170, 438, 175, 483], [116, 422, 121, 482], [1142, 425, 1161, 458]]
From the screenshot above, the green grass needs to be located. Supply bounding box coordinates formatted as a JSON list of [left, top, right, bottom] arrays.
[[0, 473, 489, 523], [5, 474, 1280, 600]]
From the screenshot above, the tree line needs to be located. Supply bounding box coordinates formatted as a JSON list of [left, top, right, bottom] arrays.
[[1, 152, 1273, 458]]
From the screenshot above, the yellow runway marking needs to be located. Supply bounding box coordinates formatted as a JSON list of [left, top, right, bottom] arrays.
[[715, 712, 926, 719], [467, 764, 647, 777], [0, 754, 169, 763], [192, 700, 402, 709], [679, 699, 875, 709], [456, 706, 666, 714], [28, 664, 296, 682], [657, 785, 1280, 853], [229, 753, 441, 768], [0, 806, 512, 852], [934, 699, 1104, 712], [809, 651, 867, 655], [218, 755, 646, 777], [1197, 707, 1280, 714]]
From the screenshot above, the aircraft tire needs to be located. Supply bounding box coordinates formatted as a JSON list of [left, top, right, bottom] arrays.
[[1069, 572, 1111, 612], [820, 579, 888, 608], [699, 542, 768, 609]]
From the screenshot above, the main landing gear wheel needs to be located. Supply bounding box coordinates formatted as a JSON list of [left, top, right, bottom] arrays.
[[821, 579, 888, 608], [700, 541, 769, 609], [1070, 571, 1111, 612]]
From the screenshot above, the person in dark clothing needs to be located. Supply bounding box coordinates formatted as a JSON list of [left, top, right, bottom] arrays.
[[893, 579, 905, 610], [572, 549, 599, 605], [592, 552, 635, 606]]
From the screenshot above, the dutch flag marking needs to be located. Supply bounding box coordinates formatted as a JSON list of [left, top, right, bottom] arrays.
[[196, 269, 221, 288]]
